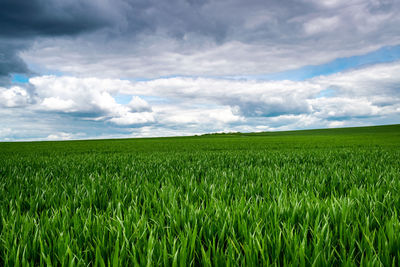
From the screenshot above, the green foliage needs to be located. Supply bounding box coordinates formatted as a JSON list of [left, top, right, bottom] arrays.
[[1, 124, 400, 266]]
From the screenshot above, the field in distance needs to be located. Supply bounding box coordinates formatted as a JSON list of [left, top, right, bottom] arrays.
[[1, 124, 400, 266]]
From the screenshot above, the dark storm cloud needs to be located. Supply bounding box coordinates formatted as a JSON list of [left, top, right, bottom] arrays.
[[0, 0, 112, 37], [0, 40, 30, 85], [0, 41, 29, 76], [0, 0, 116, 83], [0, 0, 233, 42]]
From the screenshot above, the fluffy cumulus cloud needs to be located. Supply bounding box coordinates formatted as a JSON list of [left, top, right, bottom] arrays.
[[28, 76, 155, 126], [0, 86, 33, 108], [1, 60, 400, 140], [0, 0, 400, 140], [122, 78, 321, 117], [46, 132, 86, 141]]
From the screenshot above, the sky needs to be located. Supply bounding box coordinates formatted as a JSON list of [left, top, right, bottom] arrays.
[[1, 0, 400, 141]]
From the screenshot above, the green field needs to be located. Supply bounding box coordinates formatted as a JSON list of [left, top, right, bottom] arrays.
[[1, 124, 400, 266]]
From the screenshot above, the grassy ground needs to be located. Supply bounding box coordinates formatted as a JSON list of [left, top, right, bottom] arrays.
[[1, 124, 400, 266]]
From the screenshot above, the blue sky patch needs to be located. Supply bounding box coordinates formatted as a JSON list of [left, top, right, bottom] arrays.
[[114, 94, 132, 105], [316, 88, 336, 98], [11, 74, 30, 83]]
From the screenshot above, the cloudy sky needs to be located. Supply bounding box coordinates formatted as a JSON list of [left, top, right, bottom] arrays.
[[1, 0, 400, 141]]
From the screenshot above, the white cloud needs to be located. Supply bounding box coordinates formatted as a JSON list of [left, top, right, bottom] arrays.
[[41, 97, 75, 111], [46, 132, 86, 141], [108, 112, 155, 126], [0, 86, 32, 108], [124, 61, 400, 127], [1, 60, 400, 140], [304, 16, 340, 35], [128, 96, 152, 112], [309, 0, 363, 8], [313, 62, 400, 98], [0, 128, 13, 138], [30, 76, 130, 114], [155, 105, 243, 125], [29, 76, 155, 126], [128, 125, 203, 138], [310, 97, 382, 118], [22, 36, 400, 79], [122, 78, 322, 117]]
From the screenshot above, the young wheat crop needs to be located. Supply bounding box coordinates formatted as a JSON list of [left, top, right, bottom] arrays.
[[0, 125, 399, 266]]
